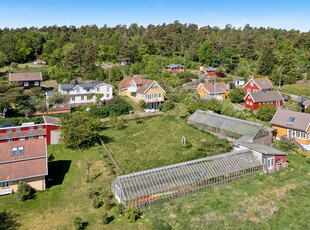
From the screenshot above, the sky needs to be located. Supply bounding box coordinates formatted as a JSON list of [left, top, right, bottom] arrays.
[[0, 0, 310, 31]]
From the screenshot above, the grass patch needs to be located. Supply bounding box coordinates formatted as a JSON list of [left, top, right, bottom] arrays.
[[101, 115, 232, 173], [276, 81, 310, 97]]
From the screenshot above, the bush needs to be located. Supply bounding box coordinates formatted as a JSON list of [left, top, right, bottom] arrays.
[[74, 217, 88, 230], [229, 88, 245, 103], [92, 195, 103, 209], [133, 115, 143, 124], [139, 100, 146, 109], [124, 205, 142, 222], [104, 197, 112, 210], [110, 118, 126, 130], [151, 218, 172, 230], [17, 181, 34, 201], [116, 204, 124, 215], [206, 99, 222, 113], [278, 140, 297, 152], [186, 101, 206, 114], [256, 104, 277, 121], [159, 100, 175, 112], [102, 212, 109, 225], [89, 98, 133, 118]]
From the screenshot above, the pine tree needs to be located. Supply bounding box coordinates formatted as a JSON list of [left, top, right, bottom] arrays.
[[258, 38, 277, 76]]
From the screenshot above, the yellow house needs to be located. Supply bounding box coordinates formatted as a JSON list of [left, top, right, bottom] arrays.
[[270, 108, 310, 150], [197, 82, 229, 101], [118, 76, 166, 109]]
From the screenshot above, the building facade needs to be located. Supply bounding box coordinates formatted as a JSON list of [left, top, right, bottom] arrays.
[[204, 67, 226, 77], [242, 77, 273, 94], [9, 72, 42, 89], [197, 82, 229, 101], [244, 91, 284, 110], [165, 64, 184, 73]]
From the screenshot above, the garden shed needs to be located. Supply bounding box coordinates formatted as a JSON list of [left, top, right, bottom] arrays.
[[111, 150, 263, 208], [188, 110, 273, 145]]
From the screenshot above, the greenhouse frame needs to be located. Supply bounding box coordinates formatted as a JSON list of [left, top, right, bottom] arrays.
[[188, 110, 271, 141], [111, 150, 263, 208]]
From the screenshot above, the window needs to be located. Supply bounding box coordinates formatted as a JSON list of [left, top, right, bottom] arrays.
[[16, 128, 20, 131], [1, 182, 9, 188], [301, 132, 306, 139], [295, 131, 300, 138], [106, 87, 109, 92], [86, 89, 90, 92], [288, 117, 295, 122], [29, 126, 34, 130], [307, 133, 310, 140], [24, 82, 29, 87], [28, 136, 34, 140], [7, 129, 12, 133], [7, 139, 12, 142], [246, 101, 249, 105], [71, 96, 75, 101], [38, 126, 43, 129], [76, 88, 80, 93], [81, 96, 84, 101], [250, 102, 253, 106], [38, 135, 44, 139], [97, 88, 100, 92], [107, 94, 110, 98], [276, 158, 282, 164], [247, 89, 251, 93], [19, 137, 25, 141], [11, 146, 24, 156], [250, 81, 254, 86], [159, 93, 161, 98], [34, 81, 39, 86]]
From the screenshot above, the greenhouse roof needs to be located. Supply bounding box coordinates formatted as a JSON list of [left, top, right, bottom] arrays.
[[188, 110, 263, 138], [112, 150, 262, 202]]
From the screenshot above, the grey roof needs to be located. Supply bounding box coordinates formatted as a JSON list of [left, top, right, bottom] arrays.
[[188, 110, 263, 139], [205, 67, 218, 72], [59, 81, 107, 90], [112, 149, 262, 205], [248, 91, 283, 103], [303, 99, 310, 106], [43, 116, 60, 125], [235, 142, 287, 156], [167, 64, 185, 68], [270, 108, 310, 132]]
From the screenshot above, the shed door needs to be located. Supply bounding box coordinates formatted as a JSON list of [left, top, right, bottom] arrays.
[[267, 157, 274, 170], [50, 130, 61, 144]]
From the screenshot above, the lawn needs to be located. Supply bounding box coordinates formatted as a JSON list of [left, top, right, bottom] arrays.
[[101, 115, 232, 173], [275, 81, 310, 97]]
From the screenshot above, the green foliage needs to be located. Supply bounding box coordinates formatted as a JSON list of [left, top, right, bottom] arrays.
[[17, 181, 34, 202], [199, 40, 216, 66], [109, 118, 126, 130], [92, 195, 103, 209], [138, 100, 146, 109], [256, 104, 277, 122], [151, 218, 172, 230], [60, 112, 101, 149], [0, 116, 43, 126], [258, 38, 277, 76], [0, 211, 20, 230], [186, 101, 206, 114], [159, 100, 175, 112], [89, 98, 133, 118], [102, 212, 109, 225], [278, 140, 298, 152], [133, 115, 143, 124], [124, 205, 142, 223], [206, 99, 222, 113], [229, 88, 245, 103], [73, 217, 88, 230]]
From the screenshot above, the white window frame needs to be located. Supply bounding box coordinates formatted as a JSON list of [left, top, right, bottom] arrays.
[[34, 81, 39, 86], [276, 158, 282, 164], [24, 82, 29, 87], [250, 102, 253, 106], [1, 181, 9, 188], [250, 81, 254, 86], [71, 96, 75, 101], [19, 137, 25, 141], [11, 146, 24, 156], [81, 96, 84, 101], [28, 136, 34, 140], [38, 135, 44, 139], [246, 101, 249, 105]]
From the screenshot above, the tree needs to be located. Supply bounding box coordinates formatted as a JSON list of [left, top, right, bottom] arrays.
[[206, 99, 222, 113], [139, 100, 146, 109], [198, 40, 216, 66], [17, 181, 34, 201], [256, 104, 277, 122], [60, 112, 101, 149], [279, 39, 298, 84], [0, 211, 20, 230], [48, 92, 70, 104], [229, 88, 245, 103], [258, 38, 277, 76], [0, 51, 8, 67], [0, 83, 25, 117]]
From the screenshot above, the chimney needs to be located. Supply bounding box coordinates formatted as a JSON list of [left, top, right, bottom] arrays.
[[74, 80, 78, 85], [22, 69, 26, 73]]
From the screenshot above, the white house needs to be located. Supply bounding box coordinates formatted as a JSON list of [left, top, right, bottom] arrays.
[[58, 81, 114, 105], [234, 78, 245, 87]]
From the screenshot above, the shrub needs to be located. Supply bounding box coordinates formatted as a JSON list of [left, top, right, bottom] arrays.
[[110, 118, 126, 130], [229, 88, 245, 103], [139, 100, 146, 109], [102, 212, 109, 225], [124, 205, 142, 222], [89, 98, 132, 118], [278, 140, 297, 152], [17, 181, 34, 201], [116, 204, 124, 215], [104, 197, 112, 210], [74, 217, 88, 230], [159, 100, 175, 112], [186, 101, 206, 114], [133, 115, 143, 124], [92, 195, 103, 209], [206, 99, 222, 113], [151, 218, 172, 230], [256, 104, 276, 121]]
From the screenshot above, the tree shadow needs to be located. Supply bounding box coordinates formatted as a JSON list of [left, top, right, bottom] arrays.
[[46, 160, 71, 188], [0, 210, 21, 230], [99, 135, 114, 144]]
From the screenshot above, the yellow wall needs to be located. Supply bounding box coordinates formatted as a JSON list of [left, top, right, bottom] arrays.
[[5, 176, 46, 193], [144, 82, 165, 100], [272, 125, 310, 145], [197, 85, 206, 97]]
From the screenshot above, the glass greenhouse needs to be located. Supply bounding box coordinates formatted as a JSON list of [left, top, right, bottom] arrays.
[[111, 150, 263, 208], [188, 110, 270, 140]]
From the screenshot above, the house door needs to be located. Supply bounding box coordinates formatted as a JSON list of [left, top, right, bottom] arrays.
[[267, 158, 274, 170], [276, 101, 280, 107], [287, 129, 293, 139]]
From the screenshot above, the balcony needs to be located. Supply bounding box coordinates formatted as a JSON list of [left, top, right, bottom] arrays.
[[0, 187, 13, 196], [128, 87, 137, 93], [144, 98, 165, 103]]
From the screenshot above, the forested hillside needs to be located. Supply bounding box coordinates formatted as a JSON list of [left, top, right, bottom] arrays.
[[0, 21, 309, 84]]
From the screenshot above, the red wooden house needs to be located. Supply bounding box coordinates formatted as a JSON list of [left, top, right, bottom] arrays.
[[204, 67, 226, 77], [244, 91, 283, 110], [0, 116, 61, 145], [165, 64, 184, 73], [242, 77, 273, 95], [303, 99, 310, 112]]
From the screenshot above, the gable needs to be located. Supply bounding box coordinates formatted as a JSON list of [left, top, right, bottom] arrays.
[[144, 81, 166, 95], [242, 79, 261, 90]]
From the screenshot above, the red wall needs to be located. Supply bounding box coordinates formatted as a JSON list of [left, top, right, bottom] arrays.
[[45, 124, 60, 145], [245, 95, 283, 111], [243, 80, 261, 94], [274, 155, 287, 167]]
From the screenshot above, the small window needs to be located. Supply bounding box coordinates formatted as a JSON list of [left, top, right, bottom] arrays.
[[7, 129, 12, 133], [34, 81, 39, 86], [38, 135, 44, 139], [250, 82, 254, 86], [76, 88, 80, 93], [86, 89, 90, 92], [16, 128, 20, 132], [295, 131, 300, 138], [276, 158, 282, 164], [7, 139, 12, 142], [29, 126, 34, 130], [81, 96, 84, 101], [12, 146, 24, 156], [1, 182, 9, 188], [288, 117, 295, 122], [301, 132, 306, 139], [97, 88, 100, 92], [38, 126, 43, 129], [19, 137, 25, 141], [250, 102, 253, 106], [24, 82, 29, 87], [107, 94, 110, 98], [71, 96, 75, 101], [28, 136, 34, 140]]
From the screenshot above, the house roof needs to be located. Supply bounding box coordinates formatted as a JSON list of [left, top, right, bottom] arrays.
[[9, 72, 42, 82], [205, 67, 218, 72], [303, 99, 310, 106], [166, 64, 184, 68], [270, 108, 310, 132], [201, 82, 228, 94], [59, 81, 113, 91], [247, 91, 283, 103], [49, 103, 71, 112], [43, 116, 60, 125], [235, 141, 287, 156], [0, 139, 47, 182], [251, 77, 273, 90], [118, 76, 165, 94], [0, 128, 46, 140]]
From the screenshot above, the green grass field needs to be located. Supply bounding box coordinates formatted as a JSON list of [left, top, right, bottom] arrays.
[[1, 115, 310, 229], [275, 81, 310, 97], [101, 115, 232, 173]]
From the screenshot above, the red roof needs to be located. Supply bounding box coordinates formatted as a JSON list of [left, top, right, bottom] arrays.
[[202, 82, 228, 94], [9, 72, 42, 82], [246, 77, 274, 90], [0, 139, 47, 181], [0, 129, 46, 140], [118, 76, 156, 94]]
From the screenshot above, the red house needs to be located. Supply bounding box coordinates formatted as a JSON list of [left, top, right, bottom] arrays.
[[165, 64, 184, 73], [303, 99, 310, 112], [204, 67, 226, 77], [244, 91, 283, 110], [242, 77, 273, 95], [0, 116, 60, 145]]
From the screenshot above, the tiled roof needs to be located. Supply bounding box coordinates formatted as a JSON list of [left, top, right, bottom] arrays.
[[249, 91, 283, 103], [253, 78, 273, 90], [118, 76, 156, 94], [303, 99, 310, 106], [43, 116, 60, 125], [166, 64, 184, 68], [202, 82, 228, 94], [49, 103, 71, 111], [270, 108, 310, 132], [0, 139, 47, 162], [9, 72, 42, 82], [0, 128, 46, 140], [205, 67, 218, 72]]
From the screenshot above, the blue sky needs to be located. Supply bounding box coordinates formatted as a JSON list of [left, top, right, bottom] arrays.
[[0, 0, 309, 31]]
